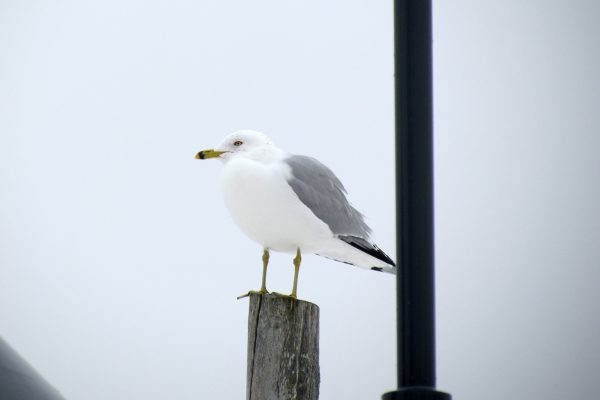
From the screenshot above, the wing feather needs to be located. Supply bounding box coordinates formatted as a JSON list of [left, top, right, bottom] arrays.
[[284, 155, 372, 237]]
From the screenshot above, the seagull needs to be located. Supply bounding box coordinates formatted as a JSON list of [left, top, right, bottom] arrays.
[[195, 130, 395, 299]]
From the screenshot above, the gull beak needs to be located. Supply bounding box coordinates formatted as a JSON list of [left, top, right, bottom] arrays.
[[195, 149, 226, 159]]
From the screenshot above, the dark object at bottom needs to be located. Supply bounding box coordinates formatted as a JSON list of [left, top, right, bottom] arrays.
[[383, 387, 451, 400], [0, 336, 65, 400]]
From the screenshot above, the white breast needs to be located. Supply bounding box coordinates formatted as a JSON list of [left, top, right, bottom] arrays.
[[219, 157, 332, 253]]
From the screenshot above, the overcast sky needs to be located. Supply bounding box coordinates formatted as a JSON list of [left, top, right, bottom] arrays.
[[1, 1, 599, 399]]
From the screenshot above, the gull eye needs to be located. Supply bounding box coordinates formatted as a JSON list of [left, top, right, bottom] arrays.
[[233, 140, 243, 146]]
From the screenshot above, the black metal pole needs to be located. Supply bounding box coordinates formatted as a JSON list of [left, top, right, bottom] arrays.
[[382, 1, 450, 399]]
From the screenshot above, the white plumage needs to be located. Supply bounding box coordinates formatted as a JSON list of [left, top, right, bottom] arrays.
[[196, 130, 395, 297]]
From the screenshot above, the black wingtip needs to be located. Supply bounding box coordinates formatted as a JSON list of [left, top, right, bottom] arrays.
[[339, 235, 396, 267]]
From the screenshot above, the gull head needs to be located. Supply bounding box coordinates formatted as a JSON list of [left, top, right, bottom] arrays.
[[195, 130, 278, 163]]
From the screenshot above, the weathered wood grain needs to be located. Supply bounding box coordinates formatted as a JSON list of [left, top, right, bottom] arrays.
[[247, 293, 319, 400]]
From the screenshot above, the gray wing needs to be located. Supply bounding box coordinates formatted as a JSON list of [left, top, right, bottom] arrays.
[[284, 155, 372, 237]]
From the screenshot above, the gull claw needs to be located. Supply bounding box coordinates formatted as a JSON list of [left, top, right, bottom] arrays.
[[236, 289, 269, 300], [271, 291, 297, 300]]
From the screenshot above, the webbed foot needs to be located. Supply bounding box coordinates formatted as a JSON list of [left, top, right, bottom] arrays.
[[236, 289, 269, 300], [271, 291, 297, 300]]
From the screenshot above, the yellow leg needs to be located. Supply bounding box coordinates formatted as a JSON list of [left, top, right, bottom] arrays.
[[290, 248, 301, 299], [260, 248, 269, 293], [237, 248, 270, 300]]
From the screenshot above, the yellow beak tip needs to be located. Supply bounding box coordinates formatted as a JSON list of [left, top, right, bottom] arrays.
[[195, 149, 224, 160]]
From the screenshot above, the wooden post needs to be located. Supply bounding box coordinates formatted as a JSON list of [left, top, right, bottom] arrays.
[[246, 293, 320, 400]]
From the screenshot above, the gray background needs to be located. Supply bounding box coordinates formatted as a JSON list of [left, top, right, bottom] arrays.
[[1, 1, 599, 399]]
